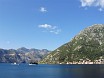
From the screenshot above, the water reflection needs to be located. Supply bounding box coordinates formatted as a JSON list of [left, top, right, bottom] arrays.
[[45, 64, 104, 78], [0, 64, 104, 78], [80, 65, 104, 78]]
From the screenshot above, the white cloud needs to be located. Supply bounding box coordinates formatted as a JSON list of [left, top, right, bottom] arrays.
[[39, 24, 52, 29], [80, 0, 95, 7], [50, 29, 61, 34], [80, 0, 104, 11], [40, 7, 47, 13], [96, 0, 104, 8], [38, 24, 61, 34]]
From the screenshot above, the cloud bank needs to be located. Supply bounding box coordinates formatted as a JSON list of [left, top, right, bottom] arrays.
[[38, 24, 61, 34], [80, 0, 104, 11]]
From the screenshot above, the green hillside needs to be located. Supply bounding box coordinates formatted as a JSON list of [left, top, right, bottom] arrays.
[[40, 24, 104, 64]]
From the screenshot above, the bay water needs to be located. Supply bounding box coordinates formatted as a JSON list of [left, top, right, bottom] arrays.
[[0, 63, 104, 78]]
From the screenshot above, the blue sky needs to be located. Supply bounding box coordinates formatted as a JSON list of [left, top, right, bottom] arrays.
[[0, 0, 104, 50]]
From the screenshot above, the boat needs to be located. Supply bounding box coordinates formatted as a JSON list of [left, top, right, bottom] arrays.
[[11, 62, 19, 65], [14, 62, 17, 64], [29, 62, 38, 65]]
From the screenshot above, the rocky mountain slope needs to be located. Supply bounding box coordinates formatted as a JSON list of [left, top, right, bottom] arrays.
[[40, 24, 104, 64], [0, 47, 50, 63]]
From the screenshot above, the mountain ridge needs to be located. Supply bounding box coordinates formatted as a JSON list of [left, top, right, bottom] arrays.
[[0, 47, 50, 63], [40, 24, 104, 64]]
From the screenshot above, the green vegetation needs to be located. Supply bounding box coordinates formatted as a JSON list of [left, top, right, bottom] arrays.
[[40, 24, 104, 64]]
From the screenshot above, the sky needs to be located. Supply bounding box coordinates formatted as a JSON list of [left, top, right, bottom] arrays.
[[0, 0, 104, 50]]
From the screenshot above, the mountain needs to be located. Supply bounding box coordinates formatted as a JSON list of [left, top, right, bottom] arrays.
[[0, 48, 50, 63], [17, 47, 30, 52], [40, 24, 104, 64]]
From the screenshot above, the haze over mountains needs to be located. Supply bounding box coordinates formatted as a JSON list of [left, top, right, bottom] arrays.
[[41, 24, 104, 64], [0, 47, 50, 63]]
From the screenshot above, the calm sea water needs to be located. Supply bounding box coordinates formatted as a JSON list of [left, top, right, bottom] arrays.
[[0, 63, 104, 78]]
